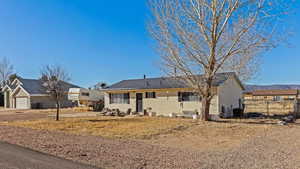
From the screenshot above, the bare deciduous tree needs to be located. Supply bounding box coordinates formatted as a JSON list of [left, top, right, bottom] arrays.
[[9, 74, 19, 83], [41, 65, 70, 121], [0, 57, 14, 86], [148, 0, 293, 120], [92, 82, 108, 90]]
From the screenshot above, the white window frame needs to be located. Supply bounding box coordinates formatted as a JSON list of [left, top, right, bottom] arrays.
[[109, 93, 130, 104]]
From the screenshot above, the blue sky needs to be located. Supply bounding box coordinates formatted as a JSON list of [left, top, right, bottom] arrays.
[[0, 0, 299, 87]]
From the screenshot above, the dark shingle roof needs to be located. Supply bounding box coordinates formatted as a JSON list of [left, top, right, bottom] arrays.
[[107, 72, 239, 91], [245, 85, 300, 92], [7, 83, 18, 90], [18, 78, 80, 95]]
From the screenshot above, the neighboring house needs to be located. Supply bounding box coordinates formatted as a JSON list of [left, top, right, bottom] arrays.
[[2, 77, 80, 109], [68, 88, 104, 106], [103, 72, 244, 117], [244, 89, 300, 115], [0, 87, 4, 107]]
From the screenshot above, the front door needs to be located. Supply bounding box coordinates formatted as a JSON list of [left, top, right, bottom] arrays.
[[136, 93, 143, 112]]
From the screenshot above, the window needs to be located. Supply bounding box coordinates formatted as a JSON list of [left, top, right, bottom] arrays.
[[109, 93, 130, 104], [178, 92, 201, 102], [145, 92, 156, 98], [285, 96, 295, 100], [81, 92, 90, 97], [273, 96, 282, 101]]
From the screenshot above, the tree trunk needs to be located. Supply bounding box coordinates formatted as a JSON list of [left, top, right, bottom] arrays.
[[201, 96, 211, 121], [56, 101, 60, 121], [201, 75, 213, 121]]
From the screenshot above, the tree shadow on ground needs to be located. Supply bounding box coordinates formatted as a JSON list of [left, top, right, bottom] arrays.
[[211, 113, 300, 126], [88, 118, 146, 123], [212, 119, 278, 125]]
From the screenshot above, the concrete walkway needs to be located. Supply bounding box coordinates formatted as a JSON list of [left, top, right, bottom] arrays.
[[0, 141, 100, 169]]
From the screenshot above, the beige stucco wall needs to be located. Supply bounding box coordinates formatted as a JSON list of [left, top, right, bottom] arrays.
[[30, 96, 56, 108], [104, 92, 136, 111], [30, 95, 73, 109], [218, 77, 243, 116], [105, 90, 219, 116], [143, 91, 219, 116]]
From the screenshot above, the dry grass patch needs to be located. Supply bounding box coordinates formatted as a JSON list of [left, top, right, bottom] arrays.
[[2, 116, 196, 139], [146, 118, 280, 151], [1, 115, 288, 152]]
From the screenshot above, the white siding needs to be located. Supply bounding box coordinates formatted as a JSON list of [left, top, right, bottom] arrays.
[[105, 90, 219, 116], [218, 77, 243, 117], [14, 88, 30, 109], [16, 97, 30, 109], [30, 95, 73, 109], [69, 88, 104, 102]]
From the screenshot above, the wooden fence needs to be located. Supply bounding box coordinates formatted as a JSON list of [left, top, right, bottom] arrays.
[[244, 99, 300, 115]]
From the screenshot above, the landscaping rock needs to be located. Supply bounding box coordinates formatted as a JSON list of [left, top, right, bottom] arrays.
[[149, 112, 157, 117], [209, 114, 220, 121], [245, 112, 264, 118], [282, 115, 295, 123], [192, 114, 199, 120], [169, 113, 176, 118], [80, 153, 88, 157], [277, 121, 287, 126]]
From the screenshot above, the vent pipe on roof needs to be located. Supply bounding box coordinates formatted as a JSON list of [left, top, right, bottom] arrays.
[[144, 75, 147, 88], [174, 68, 177, 77]]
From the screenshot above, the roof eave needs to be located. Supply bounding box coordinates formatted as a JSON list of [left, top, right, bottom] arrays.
[[11, 85, 31, 97], [231, 74, 245, 90], [2, 85, 11, 92], [30, 94, 50, 97], [103, 86, 220, 92]]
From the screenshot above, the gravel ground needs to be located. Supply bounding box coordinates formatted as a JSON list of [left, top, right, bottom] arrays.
[[0, 113, 48, 122], [0, 124, 300, 169]]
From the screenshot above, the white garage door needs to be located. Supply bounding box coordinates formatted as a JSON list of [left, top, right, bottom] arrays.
[[16, 97, 29, 109]]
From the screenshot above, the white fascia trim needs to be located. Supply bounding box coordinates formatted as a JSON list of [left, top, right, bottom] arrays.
[[11, 85, 30, 97], [11, 78, 22, 86], [2, 85, 11, 92], [30, 94, 50, 97]]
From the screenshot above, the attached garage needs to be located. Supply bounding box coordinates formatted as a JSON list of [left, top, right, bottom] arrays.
[[2, 77, 80, 109], [15, 97, 29, 109]]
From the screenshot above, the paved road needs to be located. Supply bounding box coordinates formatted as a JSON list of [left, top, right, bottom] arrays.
[[0, 142, 100, 169]]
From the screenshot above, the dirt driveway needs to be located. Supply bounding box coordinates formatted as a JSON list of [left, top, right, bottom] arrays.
[[0, 141, 99, 169]]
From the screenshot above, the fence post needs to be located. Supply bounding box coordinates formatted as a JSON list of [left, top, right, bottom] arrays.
[[266, 101, 269, 116], [294, 98, 299, 118]]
